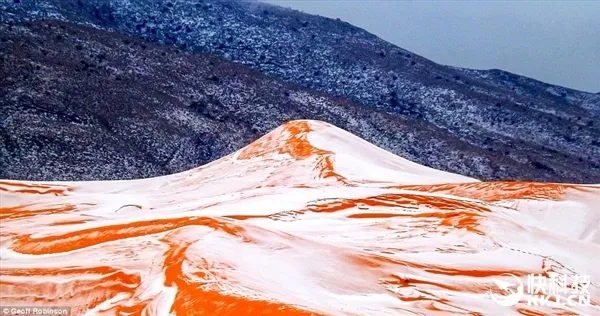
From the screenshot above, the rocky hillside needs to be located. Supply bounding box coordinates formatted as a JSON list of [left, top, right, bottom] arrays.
[[1, 0, 599, 182]]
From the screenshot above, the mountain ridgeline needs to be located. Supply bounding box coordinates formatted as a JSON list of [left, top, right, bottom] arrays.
[[1, 0, 599, 182]]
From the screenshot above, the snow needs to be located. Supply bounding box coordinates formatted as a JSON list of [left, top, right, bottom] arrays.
[[306, 121, 475, 185], [0, 120, 598, 315]]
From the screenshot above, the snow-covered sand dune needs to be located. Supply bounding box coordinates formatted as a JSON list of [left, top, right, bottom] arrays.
[[1, 120, 598, 315]]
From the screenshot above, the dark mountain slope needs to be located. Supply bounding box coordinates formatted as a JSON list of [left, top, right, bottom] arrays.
[[1, 0, 599, 182], [1, 20, 545, 181]]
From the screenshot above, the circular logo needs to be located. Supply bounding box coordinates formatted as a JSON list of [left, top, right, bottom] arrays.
[[489, 273, 524, 306]]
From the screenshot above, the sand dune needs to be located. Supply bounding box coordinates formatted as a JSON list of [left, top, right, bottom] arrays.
[[1, 120, 598, 315]]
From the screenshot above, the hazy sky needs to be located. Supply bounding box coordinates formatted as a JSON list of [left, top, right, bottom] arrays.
[[262, 1, 600, 92]]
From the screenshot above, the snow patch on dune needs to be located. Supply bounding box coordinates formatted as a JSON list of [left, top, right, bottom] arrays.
[[1, 120, 598, 315]]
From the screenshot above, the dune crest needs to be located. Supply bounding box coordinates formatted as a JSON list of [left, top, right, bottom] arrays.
[[1, 120, 598, 315]]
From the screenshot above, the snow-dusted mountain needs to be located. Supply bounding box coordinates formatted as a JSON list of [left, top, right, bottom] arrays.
[[1, 120, 598, 315], [1, 0, 599, 183]]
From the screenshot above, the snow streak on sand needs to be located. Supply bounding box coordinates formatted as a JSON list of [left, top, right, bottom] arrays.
[[1, 120, 598, 315]]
